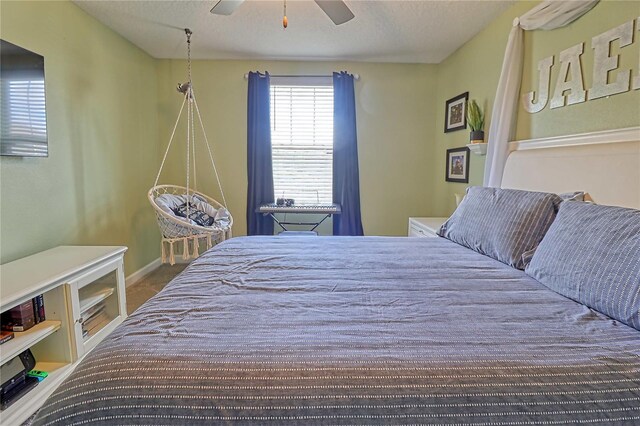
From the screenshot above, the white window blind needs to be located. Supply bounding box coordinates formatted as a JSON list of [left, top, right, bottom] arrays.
[[1, 76, 47, 154], [270, 83, 333, 205]]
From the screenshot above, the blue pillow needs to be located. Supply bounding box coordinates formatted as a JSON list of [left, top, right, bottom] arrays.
[[438, 187, 563, 270], [525, 202, 640, 331]]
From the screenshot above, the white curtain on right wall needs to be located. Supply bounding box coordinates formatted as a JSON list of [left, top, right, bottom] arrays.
[[483, 0, 599, 188]]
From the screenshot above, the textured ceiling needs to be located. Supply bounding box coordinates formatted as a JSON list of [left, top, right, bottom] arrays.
[[73, 0, 514, 63]]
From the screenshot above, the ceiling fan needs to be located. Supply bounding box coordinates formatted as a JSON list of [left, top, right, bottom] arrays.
[[210, 0, 355, 26]]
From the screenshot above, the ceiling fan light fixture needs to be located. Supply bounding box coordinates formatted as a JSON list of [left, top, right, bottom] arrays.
[[283, 0, 288, 29], [210, 0, 354, 26], [210, 0, 244, 16], [314, 0, 354, 25]]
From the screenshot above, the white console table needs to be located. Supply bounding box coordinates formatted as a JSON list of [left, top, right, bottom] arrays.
[[0, 246, 127, 425]]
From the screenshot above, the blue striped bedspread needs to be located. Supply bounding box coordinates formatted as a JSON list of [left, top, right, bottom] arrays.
[[34, 236, 640, 425]]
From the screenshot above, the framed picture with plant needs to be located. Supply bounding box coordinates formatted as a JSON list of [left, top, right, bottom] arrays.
[[444, 92, 468, 133], [467, 99, 485, 143], [445, 147, 470, 183]]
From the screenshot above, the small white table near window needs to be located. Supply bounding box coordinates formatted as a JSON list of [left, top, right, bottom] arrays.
[[408, 217, 448, 238]]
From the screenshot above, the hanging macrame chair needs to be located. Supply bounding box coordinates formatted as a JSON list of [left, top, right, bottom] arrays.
[[149, 29, 233, 265]]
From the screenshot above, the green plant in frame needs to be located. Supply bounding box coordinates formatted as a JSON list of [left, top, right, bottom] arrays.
[[466, 99, 484, 132]]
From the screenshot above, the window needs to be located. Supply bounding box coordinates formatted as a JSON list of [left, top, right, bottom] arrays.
[[270, 81, 333, 205]]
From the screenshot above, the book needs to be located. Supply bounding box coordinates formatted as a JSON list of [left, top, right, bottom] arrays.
[[83, 310, 108, 330], [82, 311, 109, 338], [32, 298, 40, 324], [34, 295, 45, 322], [82, 302, 105, 320], [0, 330, 14, 344], [1, 301, 35, 332]]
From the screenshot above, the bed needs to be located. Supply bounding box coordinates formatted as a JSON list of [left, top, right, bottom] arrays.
[[33, 128, 640, 425]]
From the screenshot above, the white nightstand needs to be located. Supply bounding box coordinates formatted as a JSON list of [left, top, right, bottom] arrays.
[[408, 217, 448, 238]]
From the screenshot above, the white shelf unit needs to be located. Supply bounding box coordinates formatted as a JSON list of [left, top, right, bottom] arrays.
[[0, 246, 127, 426]]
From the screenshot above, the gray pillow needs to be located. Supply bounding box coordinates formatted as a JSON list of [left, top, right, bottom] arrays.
[[438, 187, 562, 269], [525, 202, 640, 331]]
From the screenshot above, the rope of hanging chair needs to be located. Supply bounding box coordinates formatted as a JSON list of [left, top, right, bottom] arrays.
[[185, 29, 193, 221], [152, 28, 227, 212], [154, 94, 188, 188], [191, 95, 197, 191], [193, 92, 228, 208], [185, 88, 191, 220], [153, 90, 227, 208]]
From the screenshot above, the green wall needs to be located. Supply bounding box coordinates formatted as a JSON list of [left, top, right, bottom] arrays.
[[0, 1, 160, 274], [157, 60, 437, 236], [432, 0, 640, 216]]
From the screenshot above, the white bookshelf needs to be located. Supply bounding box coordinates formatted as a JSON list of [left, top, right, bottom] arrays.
[[0, 246, 127, 425]]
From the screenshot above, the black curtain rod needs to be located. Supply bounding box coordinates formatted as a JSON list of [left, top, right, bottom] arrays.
[[243, 73, 360, 80]]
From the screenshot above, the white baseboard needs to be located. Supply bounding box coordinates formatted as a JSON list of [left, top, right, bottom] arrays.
[[125, 257, 161, 288]]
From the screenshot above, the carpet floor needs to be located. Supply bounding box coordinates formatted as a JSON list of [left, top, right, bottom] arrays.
[[126, 263, 188, 314]]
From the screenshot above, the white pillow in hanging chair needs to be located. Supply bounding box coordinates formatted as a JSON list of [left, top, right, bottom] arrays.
[[211, 207, 231, 229], [155, 193, 183, 215]]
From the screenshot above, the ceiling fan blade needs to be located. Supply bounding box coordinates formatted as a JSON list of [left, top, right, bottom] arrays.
[[314, 0, 354, 25], [210, 0, 245, 16]]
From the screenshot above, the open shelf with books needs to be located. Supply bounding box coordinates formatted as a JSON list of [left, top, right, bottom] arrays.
[[0, 320, 62, 364]]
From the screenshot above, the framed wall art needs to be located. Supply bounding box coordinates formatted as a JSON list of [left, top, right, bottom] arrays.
[[444, 92, 468, 133], [445, 147, 470, 183]]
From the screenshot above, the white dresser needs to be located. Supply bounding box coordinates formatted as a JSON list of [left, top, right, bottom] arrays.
[[408, 217, 448, 238]]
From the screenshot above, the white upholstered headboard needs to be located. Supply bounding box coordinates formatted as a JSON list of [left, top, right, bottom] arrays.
[[501, 127, 640, 209]]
